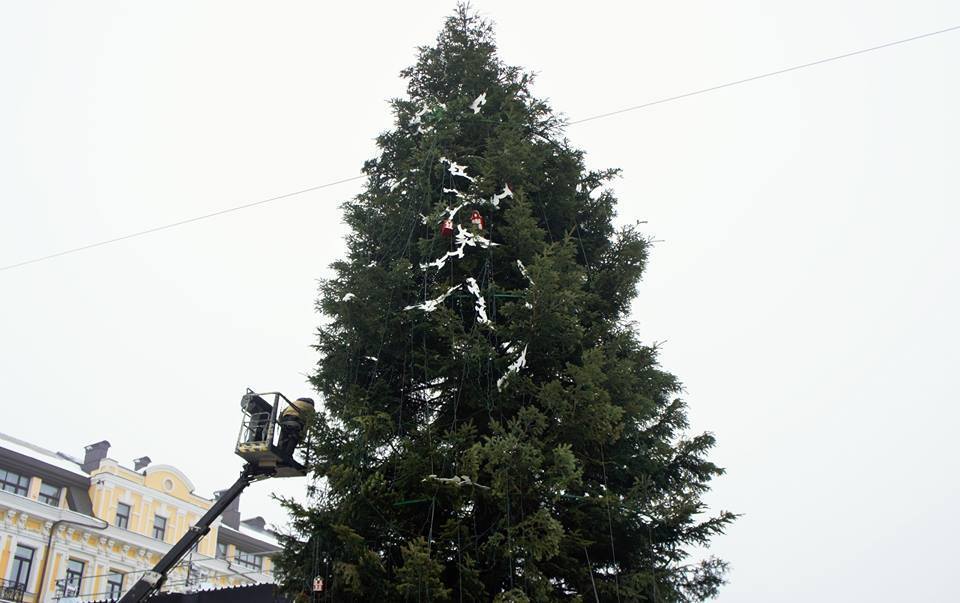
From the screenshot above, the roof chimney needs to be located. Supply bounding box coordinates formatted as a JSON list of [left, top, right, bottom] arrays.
[[133, 456, 151, 471], [215, 490, 241, 530], [82, 440, 111, 473]]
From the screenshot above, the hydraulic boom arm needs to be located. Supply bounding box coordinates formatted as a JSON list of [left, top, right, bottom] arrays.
[[116, 390, 313, 602], [117, 465, 264, 602]]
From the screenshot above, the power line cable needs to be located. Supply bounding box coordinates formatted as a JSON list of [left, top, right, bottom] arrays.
[[568, 23, 960, 125], [0, 176, 363, 272], [2, 23, 957, 274]]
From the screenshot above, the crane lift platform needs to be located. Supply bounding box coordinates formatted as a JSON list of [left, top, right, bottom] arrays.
[[236, 391, 314, 477], [117, 390, 314, 603]]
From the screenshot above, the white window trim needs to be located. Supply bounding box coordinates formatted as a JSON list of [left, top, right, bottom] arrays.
[[6, 534, 42, 594]]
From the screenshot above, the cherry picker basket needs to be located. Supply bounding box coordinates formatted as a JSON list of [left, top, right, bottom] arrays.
[[235, 390, 313, 477]]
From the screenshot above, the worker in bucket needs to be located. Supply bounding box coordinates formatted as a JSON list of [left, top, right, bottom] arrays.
[[278, 397, 315, 459]]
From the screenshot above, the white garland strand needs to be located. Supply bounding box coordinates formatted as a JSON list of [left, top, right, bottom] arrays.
[[420, 225, 497, 271], [516, 259, 534, 285], [488, 184, 513, 208], [409, 106, 428, 127], [440, 157, 476, 182], [403, 284, 462, 312], [443, 202, 467, 221], [423, 474, 490, 490], [469, 92, 487, 114], [455, 224, 497, 249], [497, 343, 528, 391], [420, 244, 465, 271], [465, 277, 489, 324]]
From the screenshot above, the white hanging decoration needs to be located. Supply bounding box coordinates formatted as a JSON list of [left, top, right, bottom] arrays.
[[341, 293, 356, 301], [409, 106, 428, 127], [444, 202, 467, 221], [387, 177, 406, 192], [497, 344, 528, 391], [410, 104, 444, 133], [423, 474, 490, 490], [516, 259, 534, 285], [443, 187, 468, 199], [440, 157, 476, 182], [465, 277, 489, 324], [469, 92, 487, 114], [420, 225, 496, 271], [420, 244, 465, 271], [455, 224, 497, 249], [403, 284, 461, 312], [488, 184, 513, 208], [364, 356, 378, 362]]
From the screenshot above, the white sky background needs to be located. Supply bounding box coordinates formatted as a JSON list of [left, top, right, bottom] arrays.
[[1, 1, 958, 599]]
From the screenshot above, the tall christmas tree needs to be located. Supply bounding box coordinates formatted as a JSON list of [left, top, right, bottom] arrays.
[[277, 6, 735, 601]]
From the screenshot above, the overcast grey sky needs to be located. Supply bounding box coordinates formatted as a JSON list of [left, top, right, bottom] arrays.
[[2, 1, 959, 600]]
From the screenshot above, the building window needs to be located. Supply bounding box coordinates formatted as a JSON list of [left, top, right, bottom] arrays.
[[234, 550, 263, 571], [153, 515, 167, 540], [216, 543, 228, 560], [38, 482, 62, 506], [115, 502, 130, 529], [0, 468, 30, 496], [10, 544, 35, 589], [63, 558, 85, 597], [107, 571, 123, 599]]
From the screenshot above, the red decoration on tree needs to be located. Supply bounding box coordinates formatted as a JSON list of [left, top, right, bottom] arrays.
[[440, 218, 454, 237], [470, 210, 485, 230]]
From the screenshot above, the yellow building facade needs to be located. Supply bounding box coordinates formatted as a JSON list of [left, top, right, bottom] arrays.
[[0, 433, 280, 603]]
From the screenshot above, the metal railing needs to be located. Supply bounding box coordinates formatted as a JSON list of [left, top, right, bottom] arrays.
[[44, 561, 275, 601], [53, 578, 80, 600], [52, 574, 126, 602], [236, 411, 274, 453], [0, 579, 26, 603]]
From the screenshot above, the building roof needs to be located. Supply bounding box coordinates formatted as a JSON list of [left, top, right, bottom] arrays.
[[0, 430, 282, 552], [0, 430, 87, 476], [218, 521, 281, 551], [238, 519, 282, 549], [0, 430, 96, 516]]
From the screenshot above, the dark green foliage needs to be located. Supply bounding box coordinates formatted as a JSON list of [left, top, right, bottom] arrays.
[[275, 5, 735, 601]]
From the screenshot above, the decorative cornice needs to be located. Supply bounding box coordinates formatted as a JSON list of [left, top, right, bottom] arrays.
[[90, 472, 212, 516]]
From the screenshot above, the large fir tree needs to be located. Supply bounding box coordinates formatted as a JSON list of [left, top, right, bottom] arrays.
[[277, 6, 735, 601]]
